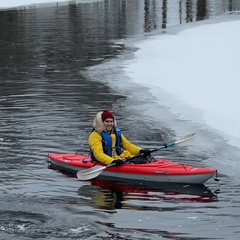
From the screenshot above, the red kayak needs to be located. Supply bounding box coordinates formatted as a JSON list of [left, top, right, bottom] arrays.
[[47, 153, 217, 184]]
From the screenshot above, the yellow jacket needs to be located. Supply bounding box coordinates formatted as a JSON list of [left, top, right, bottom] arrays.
[[88, 130, 141, 165]]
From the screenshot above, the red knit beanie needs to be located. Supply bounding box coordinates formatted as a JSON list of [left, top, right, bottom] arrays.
[[102, 110, 114, 121]]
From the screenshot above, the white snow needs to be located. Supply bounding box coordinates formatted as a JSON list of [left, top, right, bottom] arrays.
[[124, 20, 240, 148]]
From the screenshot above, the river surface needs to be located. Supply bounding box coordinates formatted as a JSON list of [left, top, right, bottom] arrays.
[[1, 0, 240, 239]]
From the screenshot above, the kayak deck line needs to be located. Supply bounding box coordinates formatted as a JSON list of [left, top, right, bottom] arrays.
[[47, 153, 218, 184]]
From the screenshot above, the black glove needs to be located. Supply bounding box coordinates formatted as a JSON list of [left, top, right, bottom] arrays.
[[139, 149, 151, 157], [111, 159, 124, 166]]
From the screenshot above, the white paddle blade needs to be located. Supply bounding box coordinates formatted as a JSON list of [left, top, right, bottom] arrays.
[[175, 132, 196, 146], [76, 166, 106, 181]]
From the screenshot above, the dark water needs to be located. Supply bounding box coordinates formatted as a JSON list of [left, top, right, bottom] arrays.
[[1, 0, 240, 239]]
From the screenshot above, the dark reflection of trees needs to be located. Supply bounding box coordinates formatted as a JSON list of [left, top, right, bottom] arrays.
[[162, 0, 167, 29], [144, 0, 157, 32], [228, 0, 240, 11], [186, 0, 193, 22], [197, 0, 207, 21], [117, 0, 127, 38], [103, 0, 127, 39], [67, 2, 127, 69], [0, 10, 30, 93], [179, 0, 183, 24], [144, 0, 150, 32], [228, 0, 233, 11], [143, 0, 167, 30]]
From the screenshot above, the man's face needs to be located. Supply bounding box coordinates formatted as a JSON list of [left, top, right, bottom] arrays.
[[103, 118, 114, 131]]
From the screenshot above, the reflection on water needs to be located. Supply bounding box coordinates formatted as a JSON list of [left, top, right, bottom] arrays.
[[78, 180, 218, 212], [141, 0, 240, 31], [78, 179, 220, 239]]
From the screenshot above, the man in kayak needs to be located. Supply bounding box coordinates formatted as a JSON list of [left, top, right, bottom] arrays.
[[89, 110, 151, 166]]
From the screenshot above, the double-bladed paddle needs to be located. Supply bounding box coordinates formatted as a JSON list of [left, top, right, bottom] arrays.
[[76, 132, 196, 181]]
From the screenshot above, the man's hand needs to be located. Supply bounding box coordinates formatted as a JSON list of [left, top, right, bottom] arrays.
[[139, 149, 151, 157], [111, 159, 124, 166]]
